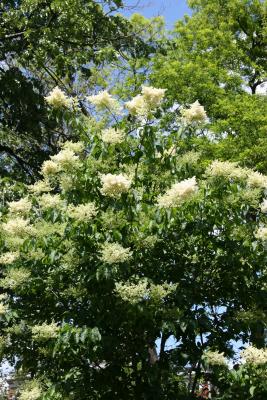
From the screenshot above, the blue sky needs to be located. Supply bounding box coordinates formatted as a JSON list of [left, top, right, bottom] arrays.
[[123, 0, 191, 27]]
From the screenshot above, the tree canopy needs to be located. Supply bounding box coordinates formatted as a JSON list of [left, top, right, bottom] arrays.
[[0, 0, 145, 181], [150, 0, 267, 171], [0, 1, 266, 399], [0, 86, 266, 399]]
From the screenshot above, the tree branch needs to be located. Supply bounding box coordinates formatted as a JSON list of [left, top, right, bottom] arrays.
[[0, 144, 34, 179]]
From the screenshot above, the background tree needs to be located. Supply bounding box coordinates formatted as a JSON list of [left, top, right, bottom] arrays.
[[150, 0, 267, 171], [89, 1, 267, 173]]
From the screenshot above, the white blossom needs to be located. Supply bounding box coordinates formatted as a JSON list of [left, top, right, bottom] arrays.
[[125, 94, 147, 116], [0, 251, 19, 265], [181, 100, 207, 124], [205, 160, 246, 180], [157, 177, 198, 207], [260, 199, 267, 213], [179, 151, 201, 166], [61, 141, 85, 153], [87, 90, 121, 112], [140, 235, 158, 249], [59, 174, 74, 192], [67, 203, 97, 222], [26, 248, 45, 261], [206, 162, 267, 189], [150, 282, 177, 301], [247, 171, 267, 188], [126, 86, 165, 117], [29, 180, 52, 194], [141, 86, 166, 108], [0, 294, 7, 302], [2, 218, 35, 237], [19, 383, 42, 400], [101, 128, 125, 144], [51, 149, 80, 171], [115, 279, 149, 304], [44, 86, 71, 108], [32, 322, 59, 341], [202, 350, 227, 366], [42, 145, 82, 176], [34, 221, 66, 238], [100, 173, 132, 197], [1, 268, 31, 289], [0, 303, 7, 315], [255, 226, 267, 242], [115, 279, 177, 304], [241, 346, 267, 365], [8, 198, 32, 215], [41, 160, 59, 176], [38, 194, 65, 210], [100, 242, 132, 264]]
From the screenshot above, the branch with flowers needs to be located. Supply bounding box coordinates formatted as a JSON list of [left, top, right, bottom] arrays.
[[0, 86, 266, 399]]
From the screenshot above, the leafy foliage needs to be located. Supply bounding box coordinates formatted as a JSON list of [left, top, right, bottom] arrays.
[[0, 88, 266, 398], [151, 0, 267, 172], [0, 0, 145, 181]]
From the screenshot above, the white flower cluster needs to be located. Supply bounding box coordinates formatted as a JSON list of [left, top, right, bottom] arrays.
[[181, 100, 207, 124], [100, 242, 132, 264], [67, 202, 97, 222], [255, 226, 267, 242], [38, 194, 65, 210], [126, 95, 147, 116], [61, 141, 84, 153], [150, 282, 177, 301], [178, 151, 201, 166], [27, 248, 45, 261], [1, 268, 31, 289], [34, 221, 66, 239], [206, 161, 267, 189], [115, 279, 149, 304], [19, 382, 42, 400], [115, 279, 177, 304], [0, 251, 19, 265], [100, 173, 132, 198], [41, 160, 59, 176], [157, 177, 198, 207], [50, 148, 80, 171], [126, 86, 166, 117], [247, 171, 267, 188], [8, 198, 32, 215], [260, 199, 267, 213], [45, 86, 71, 108], [32, 322, 59, 341], [2, 218, 35, 237], [140, 235, 158, 249], [202, 350, 227, 366], [87, 90, 121, 112], [206, 160, 246, 180], [40, 142, 83, 177], [0, 303, 7, 315], [59, 175, 74, 192], [241, 346, 267, 365], [101, 128, 125, 144], [29, 180, 52, 194], [142, 86, 166, 108]]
